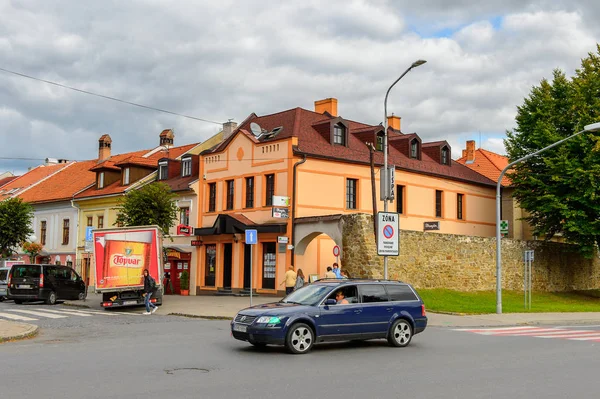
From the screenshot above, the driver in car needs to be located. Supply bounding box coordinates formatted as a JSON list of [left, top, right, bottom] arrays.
[[335, 290, 349, 305]]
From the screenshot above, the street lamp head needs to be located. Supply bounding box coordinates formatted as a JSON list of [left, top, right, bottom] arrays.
[[411, 59, 427, 68], [584, 122, 600, 132]]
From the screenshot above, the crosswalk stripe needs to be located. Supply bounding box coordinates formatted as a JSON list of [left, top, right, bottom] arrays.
[[6, 309, 68, 319], [478, 328, 561, 336], [0, 312, 38, 321], [454, 326, 540, 332], [31, 308, 92, 317], [63, 308, 141, 316]]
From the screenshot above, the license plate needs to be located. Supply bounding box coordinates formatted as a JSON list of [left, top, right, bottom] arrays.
[[17, 284, 31, 289], [233, 323, 247, 333], [123, 300, 137, 305]]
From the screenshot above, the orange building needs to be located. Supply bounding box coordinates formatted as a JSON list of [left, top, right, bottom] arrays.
[[193, 98, 497, 296]]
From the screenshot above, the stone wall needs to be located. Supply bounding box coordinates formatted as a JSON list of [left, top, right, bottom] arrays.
[[341, 213, 600, 292]]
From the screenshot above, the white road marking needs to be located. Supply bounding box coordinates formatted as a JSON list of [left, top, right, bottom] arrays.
[[454, 326, 540, 332], [31, 308, 92, 317], [0, 312, 38, 321], [6, 309, 68, 319], [455, 326, 600, 342]]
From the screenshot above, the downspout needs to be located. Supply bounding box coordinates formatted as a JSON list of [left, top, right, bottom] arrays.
[[291, 153, 307, 267]]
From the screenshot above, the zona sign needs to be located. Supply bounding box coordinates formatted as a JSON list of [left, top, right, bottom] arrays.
[[377, 212, 399, 256]]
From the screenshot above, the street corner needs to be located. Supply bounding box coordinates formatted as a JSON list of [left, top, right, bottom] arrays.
[[0, 320, 39, 343]]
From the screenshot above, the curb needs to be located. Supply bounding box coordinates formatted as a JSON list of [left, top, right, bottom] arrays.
[[0, 324, 39, 344], [168, 312, 232, 321]]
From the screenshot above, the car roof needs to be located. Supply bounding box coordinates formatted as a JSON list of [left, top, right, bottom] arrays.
[[312, 278, 409, 286]]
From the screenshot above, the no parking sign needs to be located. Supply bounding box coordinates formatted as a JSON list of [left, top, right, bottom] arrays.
[[377, 212, 399, 256]]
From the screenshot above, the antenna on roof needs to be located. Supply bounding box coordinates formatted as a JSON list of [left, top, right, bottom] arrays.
[[250, 122, 263, 137]]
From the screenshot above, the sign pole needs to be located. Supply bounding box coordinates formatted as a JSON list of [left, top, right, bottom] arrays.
[[250, 245, 253, 307]]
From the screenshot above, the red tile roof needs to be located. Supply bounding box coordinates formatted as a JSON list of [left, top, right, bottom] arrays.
[[0, 163, 70, 201], [215, 107, 495, 187], [17, 160, 98, 203], [456, 148, 512, 186], [0, 176, 18, 188], [76, 143, 198, 199], [114, 155, 158, 168]]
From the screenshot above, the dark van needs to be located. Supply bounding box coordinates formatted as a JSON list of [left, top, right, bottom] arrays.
[[7, 264, 86, 305]]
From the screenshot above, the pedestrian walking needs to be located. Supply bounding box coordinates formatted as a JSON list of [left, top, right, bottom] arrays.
[[294, 269, 305, 291], [280, 265, 297, 295], [143, 269, 158, 315]]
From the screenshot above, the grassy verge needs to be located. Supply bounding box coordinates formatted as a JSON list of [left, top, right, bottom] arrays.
[[417, 289, 600, 314]]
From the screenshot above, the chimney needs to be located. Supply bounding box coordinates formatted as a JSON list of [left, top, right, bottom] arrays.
[[462, 149, 467, 158], [98, 134, 112, 161], [387, 115, 401, 131], [465, 140, 475, 164], [314, 98, 338, 117], [160, 129, 174, 148], [222, 121, 238, 140]]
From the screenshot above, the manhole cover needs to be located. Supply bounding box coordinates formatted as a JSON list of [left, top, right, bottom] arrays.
[[164, 368, 210, 375]]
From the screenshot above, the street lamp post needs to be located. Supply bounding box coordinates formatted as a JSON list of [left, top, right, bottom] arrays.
[[495, 122, 600, 314], [383, 59, 426, 279]]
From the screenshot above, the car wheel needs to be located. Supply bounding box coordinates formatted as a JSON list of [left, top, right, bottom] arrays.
[[388, 319, 413, 347], [46, 291, 57, 305], [14, 299, 23, 304], [285, 323, 314, 354], [0, 296, 4, 302], [78, 292, 86, 301]]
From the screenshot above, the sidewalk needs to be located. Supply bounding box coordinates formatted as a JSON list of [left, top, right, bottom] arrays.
[[68, 293, 600, 327], [0, 320, 39, 343]]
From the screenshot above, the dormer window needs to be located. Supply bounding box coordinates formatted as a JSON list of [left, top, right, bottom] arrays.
[[158, 161, 168, 180], [123, 167, 130, 185], [98, 172, 105, 188], [182, 157, 192, 177], [333, 123, 346, 145], [376, 133, 384, 151], [441, 146, 449, 165], [410, 139, 419, 159]]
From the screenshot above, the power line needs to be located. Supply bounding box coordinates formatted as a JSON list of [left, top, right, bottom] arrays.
[[0, 66, 224, 125]]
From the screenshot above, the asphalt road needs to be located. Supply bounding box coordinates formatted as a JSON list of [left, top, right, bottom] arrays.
[[2, 300, 600, 399]]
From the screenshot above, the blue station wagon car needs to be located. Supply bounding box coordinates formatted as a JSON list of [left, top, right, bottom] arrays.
[[231, 279, 427, 354]]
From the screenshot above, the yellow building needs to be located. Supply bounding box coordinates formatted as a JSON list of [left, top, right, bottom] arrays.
[[193, 98, 497, 296]]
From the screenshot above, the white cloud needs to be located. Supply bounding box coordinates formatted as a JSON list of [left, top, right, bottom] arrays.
[[0, 0, 599, 175]]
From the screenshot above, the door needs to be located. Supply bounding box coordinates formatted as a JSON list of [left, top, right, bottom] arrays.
[[317, 285, 365, 339], [243, 244, 251, 289], [358, 284, 391, 335], [223, 243, 233, 289]]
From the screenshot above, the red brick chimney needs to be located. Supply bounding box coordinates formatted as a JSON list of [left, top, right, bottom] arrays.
[[465, 140, 475, 163], [98, 134, 112, 161], [387, 115, 401, 131], [314, 98, 338, 117]]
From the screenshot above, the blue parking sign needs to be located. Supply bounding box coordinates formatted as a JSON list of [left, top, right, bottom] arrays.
[[245, 229, 258, 245], [85, 226, 94, 242]]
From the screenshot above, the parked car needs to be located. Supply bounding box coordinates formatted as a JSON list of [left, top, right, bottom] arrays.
[[0, 266, 11, 301], [7, 264, 86, 305], [231, 279, 427, 354]]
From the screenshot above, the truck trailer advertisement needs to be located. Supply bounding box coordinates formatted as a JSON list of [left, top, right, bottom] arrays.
[[93, 227, 161, 290]]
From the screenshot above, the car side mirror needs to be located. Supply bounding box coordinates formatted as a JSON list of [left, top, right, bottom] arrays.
[[325, 299, 336, 306]]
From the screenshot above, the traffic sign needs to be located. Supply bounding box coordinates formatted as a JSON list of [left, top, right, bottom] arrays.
[[85, 226, 94, 242], [332, 245, 340, 257], [245, 229, 258, 245], [377, 212, 399, 256], [500, 220, 509, 232]]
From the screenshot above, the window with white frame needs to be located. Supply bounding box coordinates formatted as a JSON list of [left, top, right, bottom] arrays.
[[123, 167, 130, 185], [182, 157, 192, 177], [158, 161, 168, 180]]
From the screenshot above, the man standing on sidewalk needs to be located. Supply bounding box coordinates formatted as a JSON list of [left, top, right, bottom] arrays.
[[143, 269, 158, 315], [280, 266, 297, 295]]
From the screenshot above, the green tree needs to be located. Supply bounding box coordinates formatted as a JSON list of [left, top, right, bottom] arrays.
[[114, 182, 178, 237], [0, 198, 34, 258], [505, 45, 600, 257]]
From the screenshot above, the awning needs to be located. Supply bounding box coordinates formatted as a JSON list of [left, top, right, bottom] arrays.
[[194, 214, 287, 236], [163, 245, 189, 253]]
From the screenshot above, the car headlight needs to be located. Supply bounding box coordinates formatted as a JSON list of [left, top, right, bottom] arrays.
[[256, 316, 282, 325]]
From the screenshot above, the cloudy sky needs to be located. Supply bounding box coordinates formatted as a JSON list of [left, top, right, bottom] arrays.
[[1, 0, 599, 175]]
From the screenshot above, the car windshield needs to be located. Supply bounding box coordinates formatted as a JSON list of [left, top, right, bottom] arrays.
[[280, 285, 332, 306]]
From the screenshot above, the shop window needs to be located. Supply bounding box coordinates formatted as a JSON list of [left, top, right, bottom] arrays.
[[262, 242, 276, 289], [205, 244, 216, 287]]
